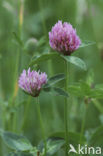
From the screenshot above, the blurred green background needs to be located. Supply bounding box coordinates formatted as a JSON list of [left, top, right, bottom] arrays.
[[0, 0, 103, 155]]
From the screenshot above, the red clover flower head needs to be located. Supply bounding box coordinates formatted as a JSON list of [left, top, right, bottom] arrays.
[[49, 20, 81, 55], [18, 68, 47, 97]]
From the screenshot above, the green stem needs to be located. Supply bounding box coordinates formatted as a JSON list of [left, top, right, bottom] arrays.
[[86, 0, 99, 46], [18, 0, 24, 37], [79, 102, 88, 145], [1, 102, 5, 155], [11, 0, 24, 132], [20, 97, 31, 131], [48, 60, 59, 129], [64, 61, 69, 156], [80, 112, 86, 144], [92, 99, 103, 114], [38, 0, 47, 36], [13, 0, 24, 83], [36, 97, 47, 156], [0, 60, 2, 98]]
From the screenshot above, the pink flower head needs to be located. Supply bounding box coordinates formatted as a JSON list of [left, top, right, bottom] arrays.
[[18, 68, 47, 97], [49, 20, 81, 55]]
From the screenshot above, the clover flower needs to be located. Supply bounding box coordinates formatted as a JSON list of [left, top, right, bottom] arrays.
[[18, 68, 47, 97], [49, 20, 81, 55]]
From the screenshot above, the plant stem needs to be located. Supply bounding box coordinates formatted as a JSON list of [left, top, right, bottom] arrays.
[[14, 0, 24, 78], [36, 97, 47, 156], [21, 97, 31, 131], [38, 0, 47, 36], [11, 0, 24, 132], [19, 0, 24, 37], [64, 60, 69, 156], [79, 102, 88, 145], [13, 0, 24, 86], [92, 99, 103, 114]]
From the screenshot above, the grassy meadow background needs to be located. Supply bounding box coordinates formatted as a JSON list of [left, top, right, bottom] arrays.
[[0, 0, 103, 155]]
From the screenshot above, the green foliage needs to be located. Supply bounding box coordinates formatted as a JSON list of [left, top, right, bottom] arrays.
[[80, 41, 96, 48], [38, 138, 65, 155], [0, 0, 103, 156], [49, 131, 86, 145], [24, 37, 47, 55], [89, 126, 103, 147], [50, 87, 69, 98], [0, 54, 2, 59], [29, 53, 60, 66], [0, 130, 33, 151], [43, 73, 65, 88], [43, 87, 69, 98], [68, 81, 103, 99], [87, 126, 103, 156], [61, 55, 87, 71], [46, 138, 65, 155], [12, 32, 24, 47], [30, 52, 87, 71], [8, 152, 34, 156]]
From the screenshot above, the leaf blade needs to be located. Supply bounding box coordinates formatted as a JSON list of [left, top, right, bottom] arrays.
[[13, 32, 24, 47], [43, 73, 65, 88], [61, 55, 87, 71], [80, 40, 95, 48], [29, 53, 60, 66], [43, 87, 69, 98], [0, 130, 33, 151], [49, 131, 86, 144], [38, 138, 65, 155]]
